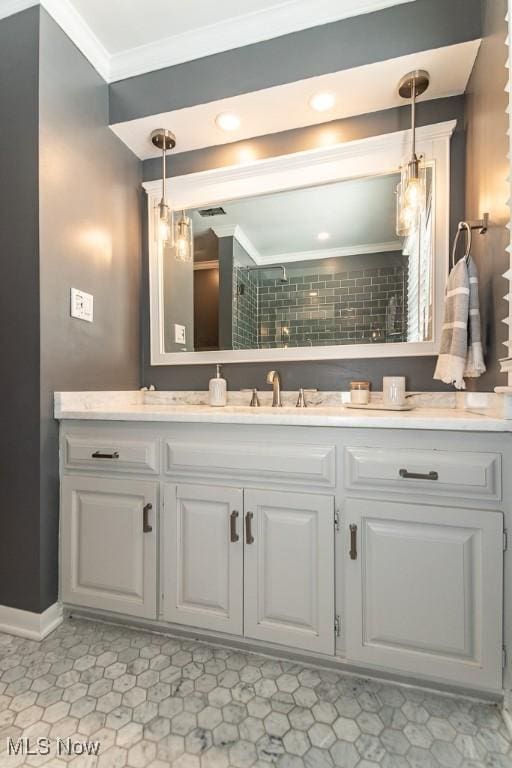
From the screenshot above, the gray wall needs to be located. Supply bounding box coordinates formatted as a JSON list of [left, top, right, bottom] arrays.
[[143, 97, 465, 185], [465, 0, 509, 390], [163, 245, 195, 353], [194, 268, 219, 351], [0, 8, 42, 613], [218, 237, 235, 350], [142, 97, 465, 393], [37, 9, 142, 611], [0, 8, 142, 614]]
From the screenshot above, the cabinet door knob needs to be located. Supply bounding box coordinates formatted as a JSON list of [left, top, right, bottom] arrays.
[[349, 524, 357, 560], [399, 468, 438, 481], [143, 503, 153, 533], [245, 512, 255, 544], [92, 450, 119, 459], [230, 510, 240, 542]]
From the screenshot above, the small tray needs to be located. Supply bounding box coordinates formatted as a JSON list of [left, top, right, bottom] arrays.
[[346, 401, 414, 412]]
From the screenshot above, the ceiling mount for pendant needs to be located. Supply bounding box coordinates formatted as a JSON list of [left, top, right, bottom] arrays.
[[151, 128, 176, 152], [150, 128, 176, 247], [398, 69, 430, 100]]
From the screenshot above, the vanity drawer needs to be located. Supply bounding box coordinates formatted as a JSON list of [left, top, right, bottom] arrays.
[[64, 433, 159, 475], [164, 439, 336, 488], [345, 447, 501, 502]]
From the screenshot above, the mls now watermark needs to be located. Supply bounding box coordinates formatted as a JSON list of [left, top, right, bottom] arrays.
[[7, 736, 101, 758]]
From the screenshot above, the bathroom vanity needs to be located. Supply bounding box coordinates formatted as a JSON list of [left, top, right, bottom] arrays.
[[55, 391, 511, 700]]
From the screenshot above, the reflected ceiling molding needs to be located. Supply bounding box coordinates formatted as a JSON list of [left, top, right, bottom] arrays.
[[193, 259, 219, 271], [211, 224, 262, 264], [256, 241, 403, 266]]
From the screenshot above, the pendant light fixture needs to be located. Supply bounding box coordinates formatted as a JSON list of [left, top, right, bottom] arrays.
[[151, 128, 176, 246], [175, 210, 194, 263], [396, 70, 430, 237]]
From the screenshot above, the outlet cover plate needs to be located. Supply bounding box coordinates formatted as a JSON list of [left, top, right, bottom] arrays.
[[174, 323, 186, 344]]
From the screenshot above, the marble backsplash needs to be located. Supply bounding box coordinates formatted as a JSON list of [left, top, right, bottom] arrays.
[[54, 388, 504, 415]]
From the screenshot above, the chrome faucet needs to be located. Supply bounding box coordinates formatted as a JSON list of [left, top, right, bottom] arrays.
[[266, 370, 282, 407]]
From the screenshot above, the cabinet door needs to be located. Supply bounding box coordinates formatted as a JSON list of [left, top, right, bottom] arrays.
[[345, 498, 503, 689], [244, 489, 334, 654], [163, 484, 243, 635], [61, 476, 158, 618]]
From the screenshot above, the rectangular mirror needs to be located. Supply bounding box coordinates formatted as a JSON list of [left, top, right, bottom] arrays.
[[162, 170, 433, 354], [145, 121, 453, 365]]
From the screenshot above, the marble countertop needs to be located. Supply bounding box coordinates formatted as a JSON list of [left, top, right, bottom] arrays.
[[54, 391, 512, 432]]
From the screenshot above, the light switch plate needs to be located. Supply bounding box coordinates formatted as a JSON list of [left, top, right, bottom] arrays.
[[174, 323, 186, 344], [71, 288, 94, 322]]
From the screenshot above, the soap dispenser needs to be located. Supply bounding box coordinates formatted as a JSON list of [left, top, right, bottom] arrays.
[[209, 364, 227, 407]]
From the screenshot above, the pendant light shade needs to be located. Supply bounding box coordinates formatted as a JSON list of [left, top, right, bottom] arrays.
[[151, 128, 176, 246], [175, 211, 194, 263], [396, 70, 430, 237]]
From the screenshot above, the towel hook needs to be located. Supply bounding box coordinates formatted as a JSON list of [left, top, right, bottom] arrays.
[[451, 221, 472, 269]]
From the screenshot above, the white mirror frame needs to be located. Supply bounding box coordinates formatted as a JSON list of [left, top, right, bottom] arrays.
[[144, 119, 455, 366]]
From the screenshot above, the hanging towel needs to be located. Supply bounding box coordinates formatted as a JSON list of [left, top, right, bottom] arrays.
[[434, 255, 486, 389]]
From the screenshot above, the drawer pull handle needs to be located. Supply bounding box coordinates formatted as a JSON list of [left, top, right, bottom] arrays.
[[399, 468, 438, 481], [230, 510, 240, 542], [245, 512, 255, 545], [349, 524, 357, 560], [92, 450, 119, 459], [143, 503, 153, 533]]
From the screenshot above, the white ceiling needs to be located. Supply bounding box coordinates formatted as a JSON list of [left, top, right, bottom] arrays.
[[111, 41, 479, 158], [192, 173, 401, 262], [69, 0, 337, 54], [0, 0, 416, 82]]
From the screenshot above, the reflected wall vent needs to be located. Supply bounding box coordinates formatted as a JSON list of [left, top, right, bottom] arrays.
[[198, 207, 226, 217]]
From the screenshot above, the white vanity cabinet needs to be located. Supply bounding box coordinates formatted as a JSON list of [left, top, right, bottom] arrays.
[[243, 489, 334, 654], [163, 484, 335, 654], [61, 475, 158, 619], [344, 498, 503, 689], [163, 484, 244, 635], [58, 420, 509, 695]]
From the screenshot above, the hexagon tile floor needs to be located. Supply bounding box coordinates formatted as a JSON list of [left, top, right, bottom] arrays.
[[0, 619, 511, 768]]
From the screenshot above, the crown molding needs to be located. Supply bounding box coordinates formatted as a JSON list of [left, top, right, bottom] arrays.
[[212, 224, 262, 264], [256, 241, 404, 265], [210, 225, 402, 266], [0, 0, 415, 83], [193, 260, 219, 271], [108, 0, 416, 82]]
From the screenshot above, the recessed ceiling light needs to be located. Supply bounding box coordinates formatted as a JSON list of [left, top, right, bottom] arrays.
[[215, 112, 241, 131], [317, 232, 330, 241], [309, 92, 336, 112]]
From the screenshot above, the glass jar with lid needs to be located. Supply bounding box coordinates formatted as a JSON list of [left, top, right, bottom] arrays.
[[350, 380, 370, 405]]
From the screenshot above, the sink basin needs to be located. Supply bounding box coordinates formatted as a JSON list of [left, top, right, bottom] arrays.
[[212, 404, 344, 413]]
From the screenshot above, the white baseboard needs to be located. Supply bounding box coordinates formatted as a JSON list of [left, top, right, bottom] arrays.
[[0, 602, 63, 640]]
